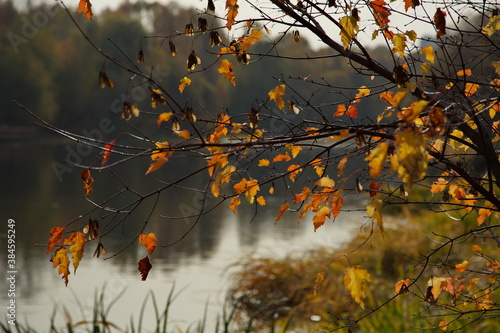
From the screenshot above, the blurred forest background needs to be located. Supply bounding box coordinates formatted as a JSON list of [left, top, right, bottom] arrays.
[[0, 0, 386, 137]]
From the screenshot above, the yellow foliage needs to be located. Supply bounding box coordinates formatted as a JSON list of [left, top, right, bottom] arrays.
[[268, 84, 286, 110], [344, 266, 371, 309], [391, 128, 428, 186], [366, 142, 389, 178]]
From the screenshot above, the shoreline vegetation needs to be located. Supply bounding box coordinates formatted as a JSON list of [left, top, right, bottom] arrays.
[[4, 203, 500, 332]]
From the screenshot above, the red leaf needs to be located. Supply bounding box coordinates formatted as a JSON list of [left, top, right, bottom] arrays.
[[138, 256, 152, 281], [81, 169, 94, 196], [47, 227, 65, 254], [434, 8, 446, 38], [101, 140, 116, 167]]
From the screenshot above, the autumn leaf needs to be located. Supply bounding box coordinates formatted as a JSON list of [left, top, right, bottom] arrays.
[[472, 244, 482, 252], [370, 0, 391, 28], [365, 142, 389, 178], [339, 16, 359, 49], [98, 70, 114, 89], [268, 85, 286, 110], [403, 0, 419, 11], [138, 256, 152, 281], [439, 321, 448, 331], [47, 227, 65, 254], [81, 169, 94, 197], [399, 100, 428, 123], [78, 0, 93, 20], [258, 159, 270, 166], [225, 0, 239, 30], [395, 279, 411, 294], [272, 154, 291, 163], [64, 232, 86, 273], [392, 33, 406, 57], [482, 13, 500, 36], [316, 176, 335, 188], [178, 77, 191, 93], [234, 178, 260, 203], [51, 246, 70, 286], [146, 157, 169, 175], [337, 155, 348, 177], [287, 164, 302, 183], [313, 205, 331, 231], [150, 89, 167, 108], [288, 144, 302, 159], [431, 177, 448, 193], [344, 266, 371, 309], [434, 8, 446, 38], [187, 51, 201, 71], [427, 277, 447, 300], [464, 82, 479, 97], [257, 196, 266, 206], [275, 203, 289, 223], [229, 196, 241, 213], [455, 260, 469, 273], [366, 196, 384, 235], [157, 112, 173, 127], [175, 129, 191, 139], [218, 59, 236, 86], [239, 29, 262, 52], [101, 140, 115, 167], [139, 233, 158, 255], [391, 128, 428, 186]]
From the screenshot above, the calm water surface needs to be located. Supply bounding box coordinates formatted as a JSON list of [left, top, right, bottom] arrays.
[[0, 140, 367, 331]]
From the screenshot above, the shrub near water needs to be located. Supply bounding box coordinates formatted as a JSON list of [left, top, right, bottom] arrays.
[[226, 207, 500, 331]]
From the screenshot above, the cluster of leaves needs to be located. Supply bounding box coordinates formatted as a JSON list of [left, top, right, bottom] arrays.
[[34, 0, 500, 330]]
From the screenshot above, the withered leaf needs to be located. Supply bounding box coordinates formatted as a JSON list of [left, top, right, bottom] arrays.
[[185, 23, 195, 36], [150, 89, 167, 108], [187, 51, 201, 70], [293, 30, 300, 42], [137, 49, 145, 63], [209, 31, 222, 47], [122, 100, 140, 120], [98, 71, 114, 89], [434, 8, 446, 38], [198, 17, 208, 33], [168, 40, 177, 56], [207, 0, 215, 13], [138, 256, 152, 281], [93, 242, 107, 258]]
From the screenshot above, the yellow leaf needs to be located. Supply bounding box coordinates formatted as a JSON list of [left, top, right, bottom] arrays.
[[287, 164, 302, 183], [258, 159, 270, 166], [392, 33, 406, 57], [139, 233, 158, 255], [338, 155, 348, 177], [399, 100, 428, 123], [482, 14, 500, 36], [225, 0, 239, 30], [316, 176, 335, 188], [178, 77, 191, 93], [391, 128, 428, 186], [419, 45, 435, 64], [234, 178, 260, 203], [268, 84, 286, 110], [290, 145, 302, 158], [51, 246, 71, 286], [239, 29, 262, 52], [366, 197, 384, 235], [218, 59, 236, 86], [455, 260, 469, 273], [421, 62, 432, 76], [354, 86, 370, 102], [365, 142, 389, 178], [64, 232, 86, 274], [157, 112, 173, 127], [344, 267, 371, 309], [339, 16, 359, 49], [427, 277, 447, 300], [151, 141, 171, 161]]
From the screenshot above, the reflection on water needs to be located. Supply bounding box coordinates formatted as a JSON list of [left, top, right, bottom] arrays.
[[1, 140, 367, 331]]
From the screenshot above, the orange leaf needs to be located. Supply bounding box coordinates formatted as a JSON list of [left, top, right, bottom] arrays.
[[239, 29, 263, 52], [457, 69, 472, 76], [344, 266, 371, 309], [64, 232, 86, 274], [272, 154, 291, 163], [157, 112, 174, 127], [146, 157, 169, 175], [464, 82, 479, 97], [151, 141, 171, 161], [338, 155, 348, 177], [175, 129, 191, 139], [47, 227, 65, 254], [101, 140, 115, 167], [268, 84, 286, 110], [275, 203, 289, 223], [395, 279, 411, 294], [139, 233, 158, 255], [455, 260, 469, 273], [138, 256, 152, 281], [313, 205, 331, 231], [178, 76, 192, 93], [78, 0, 93, 20], [257, 196, 266, 206], [218, 59, 236, 86], [335, 104, 347, 116], [472, 244, 482, 252], [347, 105, 358, 118], [51, 246, 70, 286], [370, 0, 391, 28], [287, 164, 302, 183], [434, 8, 446, 38], [439, 321, 448, 331], [225, 0, 239, 30], [294, 186, 312, 203], [81, 169, 94, 197], [229, 196, 241, 213], [403, 0, 419, 11], [331, 194, 344, 218], [477, 207, 492, 226]]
